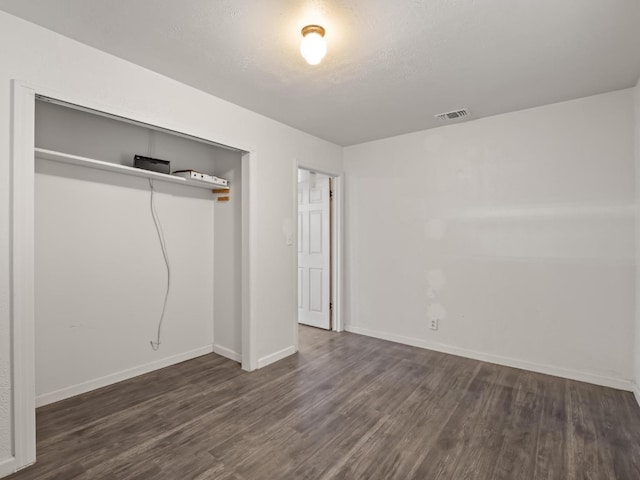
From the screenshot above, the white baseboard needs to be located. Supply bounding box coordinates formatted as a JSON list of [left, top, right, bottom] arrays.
[[633, 384, 640, 408], [0, 455, 35, 478], [257, 345, 297, 369], [345, 325, 633, 392], [35, 344, 214, 408], [0, 457, 16, 478], [213, 344, 242, 363]]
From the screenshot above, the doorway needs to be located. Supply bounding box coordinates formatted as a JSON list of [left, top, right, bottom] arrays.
[[297, 168, 333, 330]]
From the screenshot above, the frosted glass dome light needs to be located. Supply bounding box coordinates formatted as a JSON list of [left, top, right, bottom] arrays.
[[300, 25, 327, 65]]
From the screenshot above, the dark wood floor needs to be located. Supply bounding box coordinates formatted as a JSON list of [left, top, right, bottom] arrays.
[[7, 326, 640, 480]]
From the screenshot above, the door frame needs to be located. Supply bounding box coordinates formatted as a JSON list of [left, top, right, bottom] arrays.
[[293, 162, 344, 349], [8, 79, 259, 473]]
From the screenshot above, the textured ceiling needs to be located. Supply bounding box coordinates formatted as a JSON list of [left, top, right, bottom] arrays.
[[1, 0, 639, 146]]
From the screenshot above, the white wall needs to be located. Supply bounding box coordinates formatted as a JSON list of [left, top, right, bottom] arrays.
[[0, 11, 342, 469], [344, 89, 636, 389], [35, 163, 215, 402], [214, 157, 243, 359]]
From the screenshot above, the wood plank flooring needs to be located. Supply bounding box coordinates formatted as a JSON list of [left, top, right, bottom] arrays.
[[7, 326, 640, 479]]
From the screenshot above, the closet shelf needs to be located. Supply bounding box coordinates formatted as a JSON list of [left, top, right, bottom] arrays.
[[35, 148, 228, 191]]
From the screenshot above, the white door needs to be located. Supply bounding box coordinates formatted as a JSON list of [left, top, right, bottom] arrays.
[[298, 170, 331, 329]]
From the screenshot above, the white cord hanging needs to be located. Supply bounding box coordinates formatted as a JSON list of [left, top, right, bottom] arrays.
[[148, 178, 170, 350]]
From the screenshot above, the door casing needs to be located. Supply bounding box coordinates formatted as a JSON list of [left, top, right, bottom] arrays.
[[292, 161, 344, 351]]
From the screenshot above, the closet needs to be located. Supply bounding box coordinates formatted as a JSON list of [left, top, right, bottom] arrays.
[[33, 98, 242, 406]]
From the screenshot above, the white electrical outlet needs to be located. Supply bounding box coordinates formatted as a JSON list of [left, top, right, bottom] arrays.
[[430, 319, 438, 330]]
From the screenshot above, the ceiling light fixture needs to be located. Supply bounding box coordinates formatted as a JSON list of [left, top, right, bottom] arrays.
[[300, 25, 327, 65]]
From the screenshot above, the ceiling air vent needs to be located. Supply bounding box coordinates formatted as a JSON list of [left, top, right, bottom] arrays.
[[434, 108, 471, 121]]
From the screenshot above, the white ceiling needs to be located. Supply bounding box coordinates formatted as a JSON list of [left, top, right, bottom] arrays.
[[1, 0, 639, 146]]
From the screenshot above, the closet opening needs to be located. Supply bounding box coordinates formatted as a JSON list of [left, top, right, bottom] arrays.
[[9, 81, 258, 469], [33, 97, 244, 406]]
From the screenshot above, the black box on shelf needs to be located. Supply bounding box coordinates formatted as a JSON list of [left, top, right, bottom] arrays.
[[134, 155, 171, 174]]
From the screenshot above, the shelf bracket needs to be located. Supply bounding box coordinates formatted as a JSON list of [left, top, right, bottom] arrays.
[[212, 187, 230, 201]]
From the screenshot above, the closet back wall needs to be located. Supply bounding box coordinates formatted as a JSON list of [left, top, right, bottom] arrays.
[[34, 102, 239, 405]]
